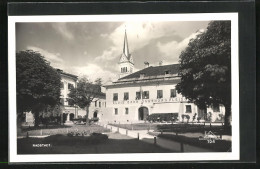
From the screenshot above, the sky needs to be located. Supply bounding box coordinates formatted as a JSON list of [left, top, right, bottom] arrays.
[[16, 21, 210, 84]]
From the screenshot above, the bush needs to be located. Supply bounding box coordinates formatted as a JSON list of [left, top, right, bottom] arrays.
[[147, 113, 178, 122], [192, 113, 197, 121], [90, 117, 99, 123], [181, 114, 190, 123], [72, 118, 86, 124], [186, 115, 190, 123]]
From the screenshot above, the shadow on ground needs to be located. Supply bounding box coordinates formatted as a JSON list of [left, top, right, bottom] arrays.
[[17, 133, 173, 154]]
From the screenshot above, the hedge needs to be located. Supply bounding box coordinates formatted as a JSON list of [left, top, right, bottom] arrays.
[[147, 113, 179, 122]]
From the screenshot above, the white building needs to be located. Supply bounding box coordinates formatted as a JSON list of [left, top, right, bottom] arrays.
[[24, 70, 106, 125], [103, 30, 225, 123], [59, 70, 106, 123], [59, 70, 78, 123]]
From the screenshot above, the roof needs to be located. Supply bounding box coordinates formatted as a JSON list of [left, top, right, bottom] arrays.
[[119, 64, 180, 80], [57, 69, 78, 80]]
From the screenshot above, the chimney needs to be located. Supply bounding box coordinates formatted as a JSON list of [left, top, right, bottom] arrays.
[[159, 61, 163, 66], [144, 61, 149, 68]]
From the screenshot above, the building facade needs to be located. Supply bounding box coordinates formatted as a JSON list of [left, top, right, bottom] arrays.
[[103, 30, 225, 123], [59, 70, 107, 123], [24, 70, 106, 125], [59, 70, 78, 123]]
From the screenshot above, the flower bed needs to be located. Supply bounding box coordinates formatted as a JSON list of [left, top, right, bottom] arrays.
[[18, 124, 111, 136]]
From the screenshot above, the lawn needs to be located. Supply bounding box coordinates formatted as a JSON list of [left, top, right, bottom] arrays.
[[18, 124, 111, 137], [17, 133, 172, 154], [110, 123, 231, 152], [149, 133, 231, 152], [109, 123, 231, 135], [109, 123, 158, 130]]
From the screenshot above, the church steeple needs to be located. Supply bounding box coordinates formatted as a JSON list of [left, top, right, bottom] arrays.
[[123, 29, 130, 58], [118, 28, 134, 79]]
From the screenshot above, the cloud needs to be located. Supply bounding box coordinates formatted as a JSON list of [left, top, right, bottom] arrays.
[[51, 23, 74, 40], [157, 31, 203, 63], [109, 22, 176, 52], [83, 51, 88, 55], [94, 22, 178, 65], [67, 63, 118, 83], [94, 47, 120, 62], [100, 33, 108, 38], [26, 46, 64, 68]]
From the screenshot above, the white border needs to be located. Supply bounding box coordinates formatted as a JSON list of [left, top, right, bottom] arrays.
[[8, 13, 239, 163]]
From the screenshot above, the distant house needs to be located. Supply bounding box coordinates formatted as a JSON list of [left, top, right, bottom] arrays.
[[24, 70, 106, 125], [58, 69, 78, 123], [103, 30, 225, 123]]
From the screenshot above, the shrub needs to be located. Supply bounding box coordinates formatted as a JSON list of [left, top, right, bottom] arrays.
[[72, 118, 86, 124], [186, 115, 190, 123], [147, 113, 178, 122], [181, 114, 191, 123], [207, 112, 212, 122], [67, 132, 74, 137], [192, 113, 197, 121], [90, 117, 99, 123]]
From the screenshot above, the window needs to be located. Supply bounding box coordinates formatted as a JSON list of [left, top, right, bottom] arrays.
[[136, 92, 141, 100], [125, 108, 129, 115], [213, 104, 220, 112], [170, 89, 176, 98], [126, 67, 127, 72], [124, 92, 129, 100], [140, 73, 145, 78], [115, 108, 118, 115], [143, 91, 149, 99], [186, 105, 192, 113], [68, 83, 74, 90], [95, 101, 97, 107], [99, 101, 101, 107], [61, 82, 64, 89], [113, 93, 118, 101], [157, 90, 163, 99]]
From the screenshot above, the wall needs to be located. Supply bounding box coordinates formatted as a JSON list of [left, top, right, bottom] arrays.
[[104, 82, 225, 123], [60, 75, 76, 106]]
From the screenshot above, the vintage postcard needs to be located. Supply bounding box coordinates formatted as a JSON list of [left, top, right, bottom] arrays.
[[8, 13, 239, 163]]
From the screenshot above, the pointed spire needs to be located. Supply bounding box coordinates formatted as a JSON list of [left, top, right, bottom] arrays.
[[123, 27, 130, 58]]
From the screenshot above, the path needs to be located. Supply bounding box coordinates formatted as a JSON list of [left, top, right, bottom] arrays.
[[98, 123, 214, 152]]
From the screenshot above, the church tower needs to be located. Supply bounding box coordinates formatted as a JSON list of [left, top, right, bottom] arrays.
[[118, 29, 134, 78]]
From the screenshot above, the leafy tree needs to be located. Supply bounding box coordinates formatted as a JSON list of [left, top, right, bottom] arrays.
[[16, 50, 61, 127], [176, 21, 231, 127], [68, 77, 104, 125]]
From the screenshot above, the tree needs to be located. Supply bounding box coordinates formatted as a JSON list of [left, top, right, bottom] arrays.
[[16, 50, 61, 127], [68, 77, 104, 125], [176, 21, 231, 127]]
